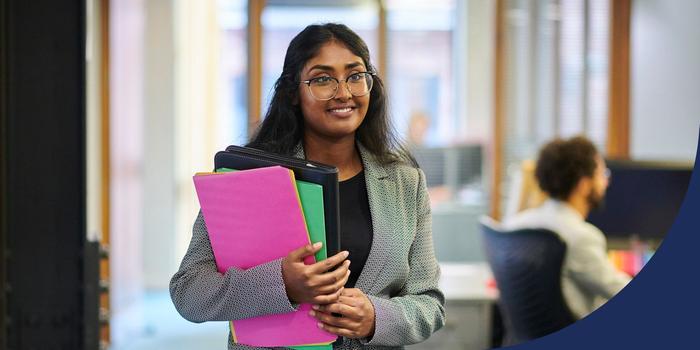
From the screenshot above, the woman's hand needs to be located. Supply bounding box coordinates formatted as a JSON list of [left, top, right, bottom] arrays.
[[310, 288, 376, 339], [282, 242, 351, 304]]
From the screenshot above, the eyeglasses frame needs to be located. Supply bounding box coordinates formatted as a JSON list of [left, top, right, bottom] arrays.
[[300, 71, 376, 101]]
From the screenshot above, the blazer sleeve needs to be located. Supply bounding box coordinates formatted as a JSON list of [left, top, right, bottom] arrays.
[[566, 226, 631, 299], [363, 169, 446, 346], [169, 211, 297, 323]]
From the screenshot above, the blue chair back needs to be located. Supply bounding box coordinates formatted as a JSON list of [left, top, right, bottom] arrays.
[[480, 219, 575, 345]]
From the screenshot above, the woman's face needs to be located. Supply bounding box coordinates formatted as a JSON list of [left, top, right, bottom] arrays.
[[298, 41, 370, 142]]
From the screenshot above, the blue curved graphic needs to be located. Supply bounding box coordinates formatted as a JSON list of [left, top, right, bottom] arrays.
[[506, 129, 700, 349]]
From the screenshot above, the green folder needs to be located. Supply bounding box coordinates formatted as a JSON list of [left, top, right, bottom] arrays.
[[293, 180, 328, 262], [290, 345, 334, 350], [288, 176, 332, 350]]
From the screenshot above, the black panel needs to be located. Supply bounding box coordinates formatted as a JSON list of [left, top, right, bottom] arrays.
[[587, 160, 693, 238], [83, 242, 100, 350], [0, 0, 7, 346], [0, 0, 87, 349]]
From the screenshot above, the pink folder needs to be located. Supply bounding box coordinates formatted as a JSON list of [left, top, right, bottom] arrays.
[[193, 166, 336, 347]]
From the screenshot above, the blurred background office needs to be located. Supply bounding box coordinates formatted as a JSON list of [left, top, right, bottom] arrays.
[[1, 0, 698, 349]]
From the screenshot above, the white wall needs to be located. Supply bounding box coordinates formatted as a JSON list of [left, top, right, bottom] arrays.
[[466, 0, 494, 142], [631, 0, 700, 161], [142, 0, 176, 290]]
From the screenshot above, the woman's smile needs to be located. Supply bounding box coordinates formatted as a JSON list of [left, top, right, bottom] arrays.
[[326, 104, 356, 118]]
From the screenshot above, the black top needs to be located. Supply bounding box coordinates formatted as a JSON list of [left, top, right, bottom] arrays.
[[339, 170, 373, 288]]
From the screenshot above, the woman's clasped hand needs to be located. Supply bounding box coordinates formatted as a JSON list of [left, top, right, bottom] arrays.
[[282, 242, 351, 304]]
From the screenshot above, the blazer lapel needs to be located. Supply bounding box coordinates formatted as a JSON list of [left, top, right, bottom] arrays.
[[354, 144, 395, 294], [292, 143, 395, 294]]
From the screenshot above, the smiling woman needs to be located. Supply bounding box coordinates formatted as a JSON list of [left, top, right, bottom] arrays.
[[169, 23, 445, 350], [298, 41, 372, 157]]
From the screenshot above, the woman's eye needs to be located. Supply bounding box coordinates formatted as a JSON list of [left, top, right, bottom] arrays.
[[313, 76, 333, 84], [348, 73, 363, 82]]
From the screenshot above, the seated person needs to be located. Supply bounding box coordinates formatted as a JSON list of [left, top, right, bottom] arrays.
[[502, 135, 631, 318]]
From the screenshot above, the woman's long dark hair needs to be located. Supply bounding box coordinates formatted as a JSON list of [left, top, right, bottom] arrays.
[[246, 23, 415, 166]]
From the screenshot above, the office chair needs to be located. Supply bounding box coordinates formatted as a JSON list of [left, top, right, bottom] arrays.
[[480, 218, 576, 345]]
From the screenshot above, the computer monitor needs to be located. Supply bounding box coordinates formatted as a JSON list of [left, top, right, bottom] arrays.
[[586, 160, 693, 239], [410, 146, 446, 188], [409, 144, 483, 189]]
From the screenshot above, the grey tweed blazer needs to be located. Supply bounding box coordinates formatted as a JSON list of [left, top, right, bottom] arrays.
[[170, 144, 445, 349]]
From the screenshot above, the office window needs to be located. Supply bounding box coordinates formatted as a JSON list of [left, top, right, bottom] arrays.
[[386, 0, 488, 207], [501, 0, 611, 215], [386, 0, 455, 147], [218, 0, 249, 145], [587, 0, 609, 147], [505, 0, 609, 147]]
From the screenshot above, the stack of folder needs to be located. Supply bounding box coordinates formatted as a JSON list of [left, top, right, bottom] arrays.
[[192, 146, 340, 349], [607, 248, 654, 277]]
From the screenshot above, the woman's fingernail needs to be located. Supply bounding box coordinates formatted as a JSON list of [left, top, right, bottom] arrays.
[[312, 304, 319, 310], [309, 310, 315, 317], [317, 322, 324, 329]]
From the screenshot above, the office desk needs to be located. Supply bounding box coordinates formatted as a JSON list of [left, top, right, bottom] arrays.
[[407, 263, 498, 350]]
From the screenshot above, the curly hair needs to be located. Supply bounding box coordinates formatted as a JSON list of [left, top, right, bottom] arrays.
[[534, 136, 598, 201], [246, 23, 415, 166]]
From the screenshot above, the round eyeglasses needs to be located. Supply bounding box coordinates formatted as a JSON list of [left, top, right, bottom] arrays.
[[301, 72, 375, 101]]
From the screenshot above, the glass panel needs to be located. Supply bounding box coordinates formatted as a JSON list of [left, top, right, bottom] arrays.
[[501, 0, 611, 217], [559, 0, 585, 136], [386, 0, 485, 211], [588, 0, 610, 152], [218, 0, 249, 145], [386, 0, 455, 147]]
